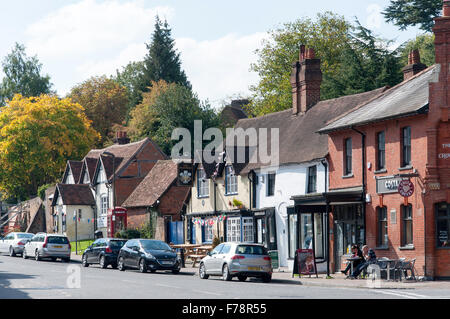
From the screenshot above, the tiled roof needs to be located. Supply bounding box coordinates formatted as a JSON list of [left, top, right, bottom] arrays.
[[122, 160, 188, 208], [318, 65, 438, 133], [68, 161, 83, 183], [52, 184, 95, 206], [233, 87, 387, 174]]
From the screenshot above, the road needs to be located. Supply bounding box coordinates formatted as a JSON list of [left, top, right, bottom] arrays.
[[0, 254, 449, 299]]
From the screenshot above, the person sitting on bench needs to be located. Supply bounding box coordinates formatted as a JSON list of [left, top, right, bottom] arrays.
[[350, 245, 377, 279]]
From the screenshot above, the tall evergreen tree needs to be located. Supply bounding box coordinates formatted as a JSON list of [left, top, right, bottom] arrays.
[[0, 43, 53, 106], [143, 16, 191, 90]]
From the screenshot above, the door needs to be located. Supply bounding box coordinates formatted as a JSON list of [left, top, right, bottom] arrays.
[[191, 221, 197, 244], [169, 221, 184, 245], [87, 239, 100, 263], [335, 222, 344, 272]]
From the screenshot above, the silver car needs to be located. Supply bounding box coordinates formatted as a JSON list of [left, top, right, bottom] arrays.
[[0, 232, 34, 256], [199, 243, 272, 282], [23, 233, 71, 262]]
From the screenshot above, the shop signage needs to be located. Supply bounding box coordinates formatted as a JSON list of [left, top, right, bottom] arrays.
[[177, 162, 193, 186], [292, 249, 318, 278], [398, 180, 414, 197], [376, 176, 403, 194]]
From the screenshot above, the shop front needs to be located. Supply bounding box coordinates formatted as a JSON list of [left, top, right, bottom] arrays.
[[252, 208, 277, 251]]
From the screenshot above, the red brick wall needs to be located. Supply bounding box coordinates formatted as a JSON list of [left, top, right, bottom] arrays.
[[126, 207, 148, 229], [158, 185, 189, 221]]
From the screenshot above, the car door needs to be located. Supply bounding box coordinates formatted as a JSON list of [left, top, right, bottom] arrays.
[[205, 244, 224, 274], [91, 239, 103, 263], [3, 233, 14, 252], [128, 240, 141, 268], [215, 244, 232, 273], [85, 239, 97, 263], [123, 240, 136, 267]]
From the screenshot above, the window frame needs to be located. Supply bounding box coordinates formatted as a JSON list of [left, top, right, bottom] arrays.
[[307, 165, 317, 194], [401, 126, 412, 167], [401, 204, 413, 247], [225, 165, 238, 195], [436, 203, 450, 249], [344, 138, 353, 176], [377, 206, 388, 248], [376, 131, 386, 171], [196, 168, 209, 198], [266, 173, 276, 197]]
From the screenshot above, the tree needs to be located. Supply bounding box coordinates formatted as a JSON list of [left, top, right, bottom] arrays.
[[143, 16, 191, 89], [68, 76, 129, 146], [128, 80, 219, 155], [398, 34, 435, 67], [0, 95, 99, 200], [248, 12, 352, 116], [383, 0, 442, 32], [0, 43, 53, 106]]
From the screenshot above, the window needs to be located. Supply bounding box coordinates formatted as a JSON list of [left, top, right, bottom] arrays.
[[288, 213, 298, 259], [227, 217, 241, 242], [401, 205, 413, 246], [376, 131, 386, 170], [267, 173, 276, 196], [62, 214, 66, 232], [211, 244, 224, 255], [225, 166, 238, 195], [101, 195, 108, 216], [203, 219, 213, 243], [401, 126, 411, 167], [197, 168, 209, 198], [344, 138, 352, 175], [242, 217, 254, 243], [221, 244, 231, 254], [307, 166, 317, 193], [436, 203, 450, 248], [377, 207, 388, 247]]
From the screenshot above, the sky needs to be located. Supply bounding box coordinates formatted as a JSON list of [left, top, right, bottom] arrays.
[[0, 0, 428, 108]]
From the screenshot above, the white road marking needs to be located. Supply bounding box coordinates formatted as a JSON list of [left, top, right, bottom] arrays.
[[155, 283, 181, 289], [371, 289, 435, 299], [191, 289, 223, 296]]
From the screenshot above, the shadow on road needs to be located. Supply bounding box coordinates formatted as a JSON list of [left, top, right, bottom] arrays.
[[0, 270, 35, 299]]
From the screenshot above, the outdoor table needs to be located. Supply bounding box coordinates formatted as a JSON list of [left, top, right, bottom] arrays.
[[346, 257, 361, 276], [383, 258, 396, 281], [170, 244, 202, 267]]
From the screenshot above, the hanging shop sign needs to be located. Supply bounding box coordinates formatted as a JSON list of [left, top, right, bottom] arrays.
[[376, 176, 404, 194], [398, 180, 414, 197]]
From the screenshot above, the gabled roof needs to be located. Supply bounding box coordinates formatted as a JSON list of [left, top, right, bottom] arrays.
[[122, 160, 188, 208], [79, 157, 99, 184], [51, 184, 95, 206], [62, 160, 83, 184], [233, 87, 387, 174], [318, 65, 438, 133]]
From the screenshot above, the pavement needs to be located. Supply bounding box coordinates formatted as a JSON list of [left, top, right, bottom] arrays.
[[69, 253, 450, 290]]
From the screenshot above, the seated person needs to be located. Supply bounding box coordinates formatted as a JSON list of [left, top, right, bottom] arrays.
[[350, 245, 377, 278], [341, 244, 364, 276]]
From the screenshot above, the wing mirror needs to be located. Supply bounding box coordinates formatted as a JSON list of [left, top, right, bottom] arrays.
[[132, 246, 140, 252]]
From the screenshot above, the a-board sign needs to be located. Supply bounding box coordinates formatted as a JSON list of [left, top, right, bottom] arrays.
[[292, 249, 318, 278]]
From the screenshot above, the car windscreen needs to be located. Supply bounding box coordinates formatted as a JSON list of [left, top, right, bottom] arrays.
[[235, 245, 268, 255], [141, 240, 171, 251], [47, 237, 69, 244], [109, 240, 127, 248], [17, 234, 33, 239]]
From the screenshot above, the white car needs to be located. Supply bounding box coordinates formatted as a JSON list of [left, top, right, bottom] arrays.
[[0, 232, 34, 256], [23, 233, 71, 262]]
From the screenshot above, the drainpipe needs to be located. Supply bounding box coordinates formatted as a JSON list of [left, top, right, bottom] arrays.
[[321, 159, 330, 277], [351, 127, 367, 244]]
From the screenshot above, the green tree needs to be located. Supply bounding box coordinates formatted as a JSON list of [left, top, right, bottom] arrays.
[[143, 16, 191, 89], [0, 95, 99, 200], [128, 80, 219, 155], [248, 12, 352, 116], [0, 43, 53, 106], [68, 76, 129, 146], [383, 0, 442, 32]]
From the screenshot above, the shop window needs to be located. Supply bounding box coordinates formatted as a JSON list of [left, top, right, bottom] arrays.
[[436, 203, 450, 248], [307, 166, 317, 193], [401, 126, 411, 167], [344, 138, 352, 175], [288, 213, 297, 259], [267, 173, 276, 197], [376, 131, 385, 170], [197, 168, 209, 198], [203, 219, 214, 243], [227, 217, 241, 242], [377, 207, 388, 247], [401, 205, 413, 246], [242, 217, 254, 243]]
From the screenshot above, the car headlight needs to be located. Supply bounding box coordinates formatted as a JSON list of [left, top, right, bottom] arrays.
[[145, 252, 156, 260]]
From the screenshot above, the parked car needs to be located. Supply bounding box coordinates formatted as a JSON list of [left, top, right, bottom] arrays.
[[23, 233, 71, 262], [0, 232, 34, 257], [198, 243, 272, 282], [117, 239, 181, 274], [82, 238, 127, 269]]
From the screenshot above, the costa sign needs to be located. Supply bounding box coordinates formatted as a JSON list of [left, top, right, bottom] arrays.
[[398, 180, 414, 197]]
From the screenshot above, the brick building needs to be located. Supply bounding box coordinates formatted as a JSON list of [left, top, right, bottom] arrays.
[[318, 2, 450, 279]]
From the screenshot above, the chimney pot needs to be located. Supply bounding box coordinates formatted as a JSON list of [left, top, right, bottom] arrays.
[[444, 0, 450, 17], [410, 49, 420, 64], [402, 49, 427, 81], [306, 48, 315, 59]]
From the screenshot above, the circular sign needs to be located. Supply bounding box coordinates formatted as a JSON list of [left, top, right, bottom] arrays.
[[398, 180, 414, 197]]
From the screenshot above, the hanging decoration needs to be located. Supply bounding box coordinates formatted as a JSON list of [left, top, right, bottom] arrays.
[[192, 214, 227, 226]]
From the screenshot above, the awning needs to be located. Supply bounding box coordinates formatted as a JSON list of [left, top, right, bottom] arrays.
[[292, 193, 327, 214], [324, 186, 364, 205]]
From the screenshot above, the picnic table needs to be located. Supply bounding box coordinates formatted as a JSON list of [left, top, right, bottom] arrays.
[[188, 245, 213, 267], [170, 244, 202, 267]]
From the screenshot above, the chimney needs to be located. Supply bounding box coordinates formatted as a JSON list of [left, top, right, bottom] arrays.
[[114, 131, 130, 145], [290, 45, 322, 115], [444, 0, 450, 17], [402, 49, 427, 81]]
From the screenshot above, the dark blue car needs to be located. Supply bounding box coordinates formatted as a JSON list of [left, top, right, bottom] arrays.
[[82, 238, 127, 269], [117, 239, 181, 274]]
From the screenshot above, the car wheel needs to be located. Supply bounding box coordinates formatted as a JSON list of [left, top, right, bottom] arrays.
[[222, 264, 232, 281], [139, 259, 147, 273], [82, 254, 89, 267], [62, 258, 70, 263], [22, 249, 28, 259], [99, 255, 107, 269], [9, 246, 16, 257], [199, 263, 209, 279], [262, 274, 272, 283], [35, 250, 41, 261], [172, 269, 180, 274], [118, 257, 126, 271], [237, 275, 247, 282], [111, 263, 118, 269]]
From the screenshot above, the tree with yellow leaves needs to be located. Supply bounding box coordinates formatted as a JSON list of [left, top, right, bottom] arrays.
[[0, 94, 100, 201]]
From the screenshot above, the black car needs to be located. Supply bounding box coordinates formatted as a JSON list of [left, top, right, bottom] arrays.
[[117, 239, 181, 274], [82, 238, 127, 269]]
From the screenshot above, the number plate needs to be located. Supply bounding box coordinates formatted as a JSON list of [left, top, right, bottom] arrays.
[[161, 260, 173, 265], [248, 266, 261, 271], [53, 246, 62, 248]]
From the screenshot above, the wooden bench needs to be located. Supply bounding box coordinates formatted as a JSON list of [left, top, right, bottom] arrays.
[[187, 254, 206, 267]]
